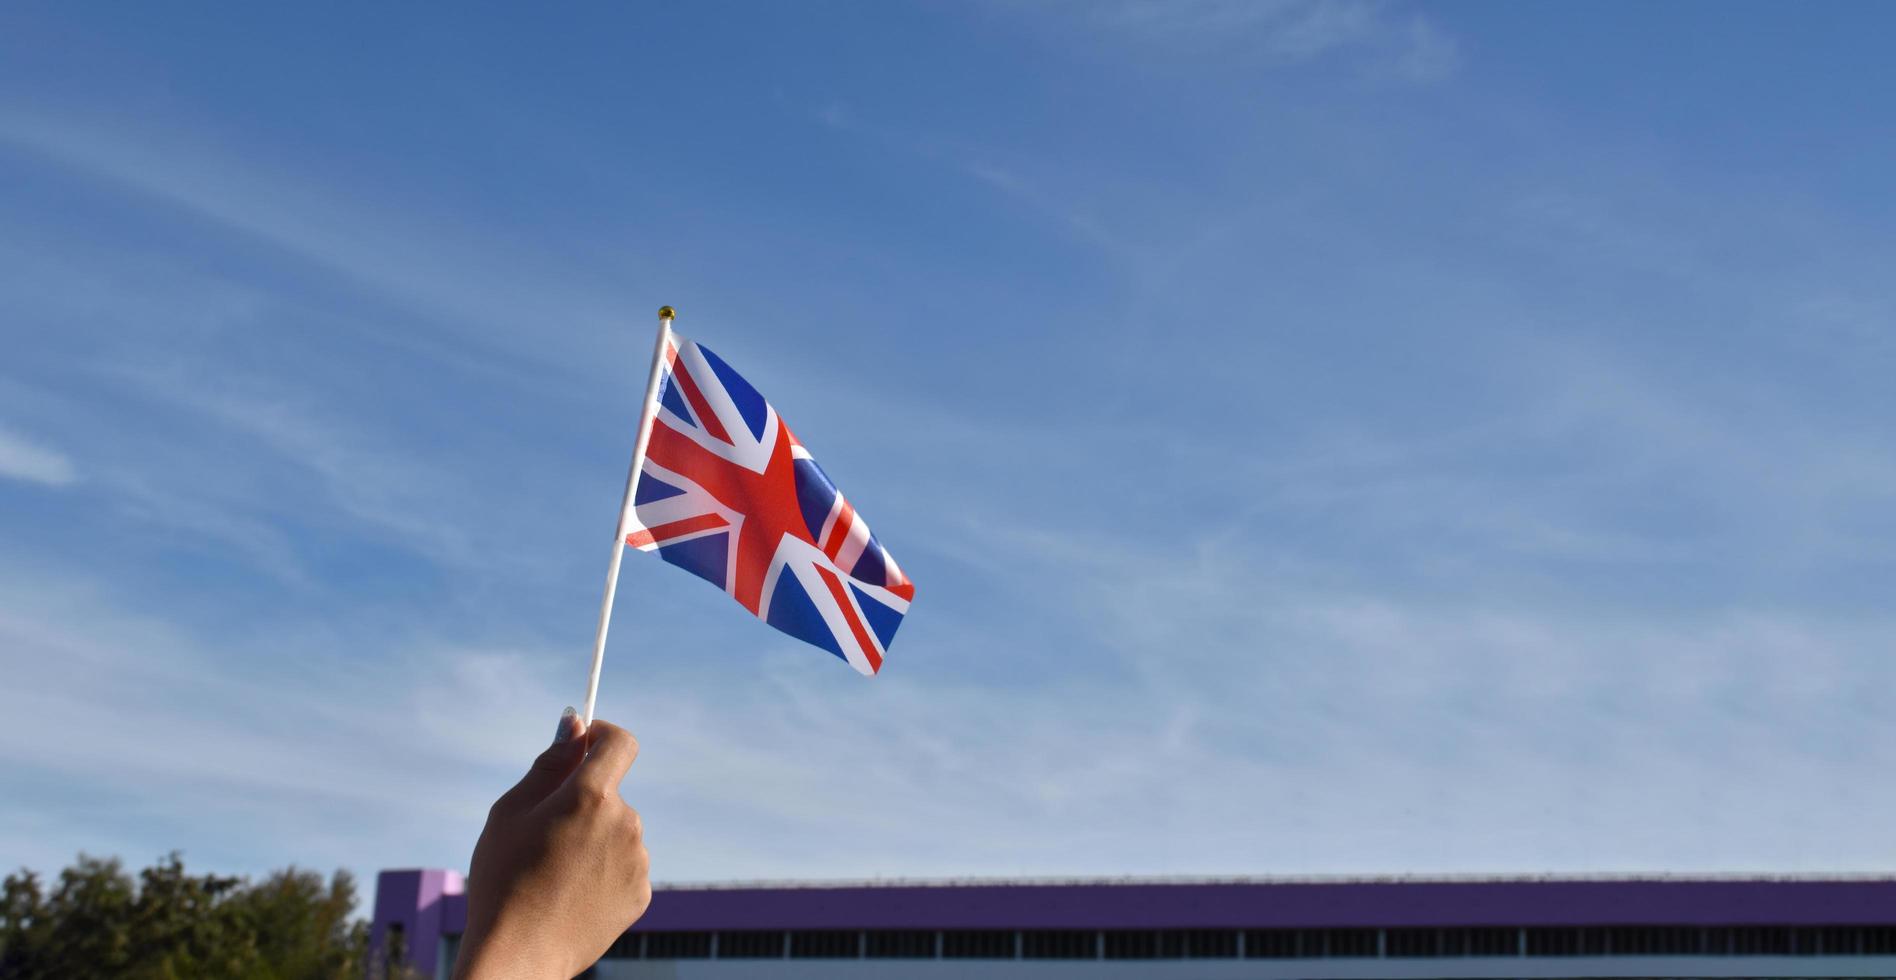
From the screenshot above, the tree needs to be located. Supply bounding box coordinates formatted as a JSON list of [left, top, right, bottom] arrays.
[[1, 869, 50, 979], [0, 853, 380, 980], [226, 867, 367, 979]]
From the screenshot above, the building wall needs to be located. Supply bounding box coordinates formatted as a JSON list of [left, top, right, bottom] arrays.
[[369, 869, 465, 979], [368, 871, 1896, 979], [589, 956, 1896, 979]]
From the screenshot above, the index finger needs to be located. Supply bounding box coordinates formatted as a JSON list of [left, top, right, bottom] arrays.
[[574, 719, 640, 795]]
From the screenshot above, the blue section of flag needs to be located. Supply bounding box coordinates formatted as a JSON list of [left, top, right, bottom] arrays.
[[793, 458, 839, 542], [635, 473, 685, 505], [850, 583, 904, 651], [658, 532, 728, 589], [766, 574, 847, 661], [696, 344, 768, 440], [658, 374, 696, 428], [852, 537, 888, 587]]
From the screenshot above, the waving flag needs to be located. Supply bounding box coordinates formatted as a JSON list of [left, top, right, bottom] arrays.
[[620, 330, 915, 675]]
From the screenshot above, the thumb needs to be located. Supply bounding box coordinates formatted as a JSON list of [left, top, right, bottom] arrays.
[[496, 707, 587, 813]]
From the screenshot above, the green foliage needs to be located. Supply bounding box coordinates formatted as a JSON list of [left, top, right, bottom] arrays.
[[0, 853, 383, 980]]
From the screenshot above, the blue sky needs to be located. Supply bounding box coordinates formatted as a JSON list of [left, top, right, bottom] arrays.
[[3, 1, 1894, 890]]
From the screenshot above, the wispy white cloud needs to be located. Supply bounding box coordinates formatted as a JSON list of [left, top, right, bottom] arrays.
[[1022, 0, 1459, 78], [0, 424, 76, 486], [100, 360, 481, 570], [0, 111, 633, 391], [10, 557, 1889, 885], [614, 589, 1896, 878], [902, 507, 1896, 872], [964, 161, 1131, 255], [1096, 0, 1362, 45], [1386, 13, 1459, 82], [0, 570, 565, 883], [103, 476, 314, 587]]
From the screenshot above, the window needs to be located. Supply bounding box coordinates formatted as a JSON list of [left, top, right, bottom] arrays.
[[605, 919, 1896, 964], [1604, 926, 1700, 956], [1022, 930, 1095, 959], [1103, 930, 1161, 959], [1461, 927, 1517, 957], [1163, 929, 1238, 958], [601, 933, 640, 959], [1386, 928, 1440, 957], [865, 930, 936, 958], [1808, 926, 1896, 956], [715, 930, 784, 958], [789, 930, 859, 958], [1718, 926, 1792, 956], [941, 930, 1014, 958], [1323, 928, 1379, 958], [1243, 929, 1301, 958], [643, 931, 712, 959], [1525, 927, 1607, 956], [1808, 927, 1854, 956]]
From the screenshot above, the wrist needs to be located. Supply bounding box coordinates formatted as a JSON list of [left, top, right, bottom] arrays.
[[452, 921, 574, 980]]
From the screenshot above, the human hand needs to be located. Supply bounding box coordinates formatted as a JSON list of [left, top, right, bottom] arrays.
[[454, 709, 651, 980]]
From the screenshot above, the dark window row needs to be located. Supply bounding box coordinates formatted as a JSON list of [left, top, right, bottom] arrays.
[[942, 930, 1013, 958], [1245, 928, 1380, 958], [1515, 926, 1896, 958], [603, 924, 1896, 960], [1384, 926, 1518, 957]]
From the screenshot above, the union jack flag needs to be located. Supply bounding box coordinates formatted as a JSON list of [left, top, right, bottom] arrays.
[[623, 331, 915, 675]]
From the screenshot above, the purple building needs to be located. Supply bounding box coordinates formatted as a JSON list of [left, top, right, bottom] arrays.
[[372, 871, 1896, 978]]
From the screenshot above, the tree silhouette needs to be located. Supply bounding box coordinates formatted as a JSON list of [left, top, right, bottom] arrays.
[[0, 853, 395, 980]]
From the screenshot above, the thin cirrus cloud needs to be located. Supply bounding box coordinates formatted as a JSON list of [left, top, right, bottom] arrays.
[[1036, 0, 1460, 78], [0, 569, 544, 883], [0, 111, 629, 391], [0, 426, 76, 487]]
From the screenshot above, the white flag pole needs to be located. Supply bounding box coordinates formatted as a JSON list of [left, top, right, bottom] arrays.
[[581, 305, 676, 727]]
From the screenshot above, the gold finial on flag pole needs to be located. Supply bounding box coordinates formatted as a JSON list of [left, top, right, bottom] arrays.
[[657, 306, 676, 320]]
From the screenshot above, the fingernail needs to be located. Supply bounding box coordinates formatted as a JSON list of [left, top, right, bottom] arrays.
[[553, 706, 580, 745]]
